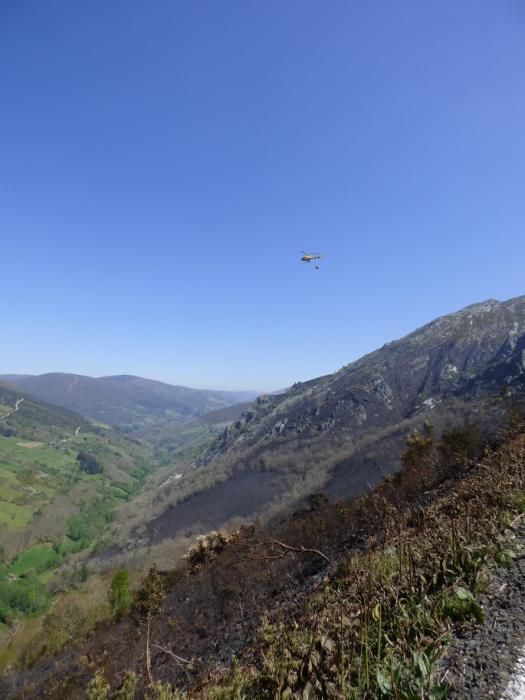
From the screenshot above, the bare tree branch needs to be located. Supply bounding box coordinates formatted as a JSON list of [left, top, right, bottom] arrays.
[[268, 539, 330, 563], [151, 643, 192, 681]]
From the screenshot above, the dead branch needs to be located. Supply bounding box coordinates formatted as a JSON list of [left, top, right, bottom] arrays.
[[268, 539, 330, 563], [146, 617, 153, 685], [151, 643, 192, 681], [509, 511, 525, 529]]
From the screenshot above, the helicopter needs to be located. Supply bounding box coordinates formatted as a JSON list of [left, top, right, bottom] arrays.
[[300, 252, 323, 269]]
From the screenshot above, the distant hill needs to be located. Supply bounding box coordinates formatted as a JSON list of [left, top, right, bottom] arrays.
[[120, 295, 525, 551], [0, 381, 90, 440], [0, 373, 259, 432]]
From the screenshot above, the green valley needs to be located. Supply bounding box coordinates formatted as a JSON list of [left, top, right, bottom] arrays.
[[0, 382, 170, 659]]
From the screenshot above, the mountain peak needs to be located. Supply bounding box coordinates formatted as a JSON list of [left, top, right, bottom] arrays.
[[197, 294, 525, 500], [460, 298, 501, 312]]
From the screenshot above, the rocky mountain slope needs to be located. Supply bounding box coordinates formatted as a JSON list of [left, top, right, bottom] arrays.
[[2, 296, 525, 697], [193, 296, 525, 495], [102, 296, 525, 556], [0, 373, 257, 433]]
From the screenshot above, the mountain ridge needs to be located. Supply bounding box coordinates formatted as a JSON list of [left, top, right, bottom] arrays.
[[191, 294, 525, 503], [0, 373, 259, 432], [101, 295, 525, 556]]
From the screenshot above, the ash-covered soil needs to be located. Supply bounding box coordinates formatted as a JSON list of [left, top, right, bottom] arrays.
[[442, 522, 525, 698], [145, 470, 279, 544]]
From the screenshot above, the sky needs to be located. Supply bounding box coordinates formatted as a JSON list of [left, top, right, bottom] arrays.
[[1, 1, 525, 391]]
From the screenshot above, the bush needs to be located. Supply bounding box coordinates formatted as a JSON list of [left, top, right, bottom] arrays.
[[439, 423, 484, 476], [183, 530, 231, 568], [109, 569, 133, 615], [86, 670, 110, 700], [0, 575, 50, 621]]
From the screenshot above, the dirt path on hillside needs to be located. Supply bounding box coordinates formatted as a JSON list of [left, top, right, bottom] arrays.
[[441, 522, 525, 698], [1, 397, 24, 421], [66, 376, 79, 396]]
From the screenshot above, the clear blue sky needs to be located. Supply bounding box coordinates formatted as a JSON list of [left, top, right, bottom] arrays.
[[1, 1, 524, 390]]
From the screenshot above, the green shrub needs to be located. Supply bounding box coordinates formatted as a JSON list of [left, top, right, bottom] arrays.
[[109, 569, 133, 615]]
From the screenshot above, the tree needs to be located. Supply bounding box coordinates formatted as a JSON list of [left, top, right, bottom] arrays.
[[77, 450, 102, 475], [109, 569, 132, 615], [79, 564, 89, 582], [135, 564, 165, 684], [400, 421, 436, 496], [439, 423, 483, 477]]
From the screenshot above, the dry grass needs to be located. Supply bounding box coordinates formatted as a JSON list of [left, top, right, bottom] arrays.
[[191, 425, 525, 698]]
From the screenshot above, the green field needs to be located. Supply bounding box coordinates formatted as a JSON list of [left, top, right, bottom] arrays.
[[0, 383, 192, 669], [0, 388, 168, 578], [0, 426, 161, 535], [0, 438, 79, 530], [10, 545, 58, 576]]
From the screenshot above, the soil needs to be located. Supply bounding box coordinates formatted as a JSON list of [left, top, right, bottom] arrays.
[[441, 521, 525, 699]]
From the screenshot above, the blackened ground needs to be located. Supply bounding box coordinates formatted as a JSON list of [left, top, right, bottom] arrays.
[[0, 499, 355, 699], [144, 470, 279, 544], [92, 470, 283, 566], [441, 523, 525, 698]]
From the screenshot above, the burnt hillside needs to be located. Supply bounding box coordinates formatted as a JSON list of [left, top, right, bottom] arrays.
[[3, 414, 525, 698]]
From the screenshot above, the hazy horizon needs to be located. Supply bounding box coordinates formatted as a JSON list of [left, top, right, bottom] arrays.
[[4, 292, 524, 393], [2, 2, 524, 389], [0, 369, 269, 394]]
